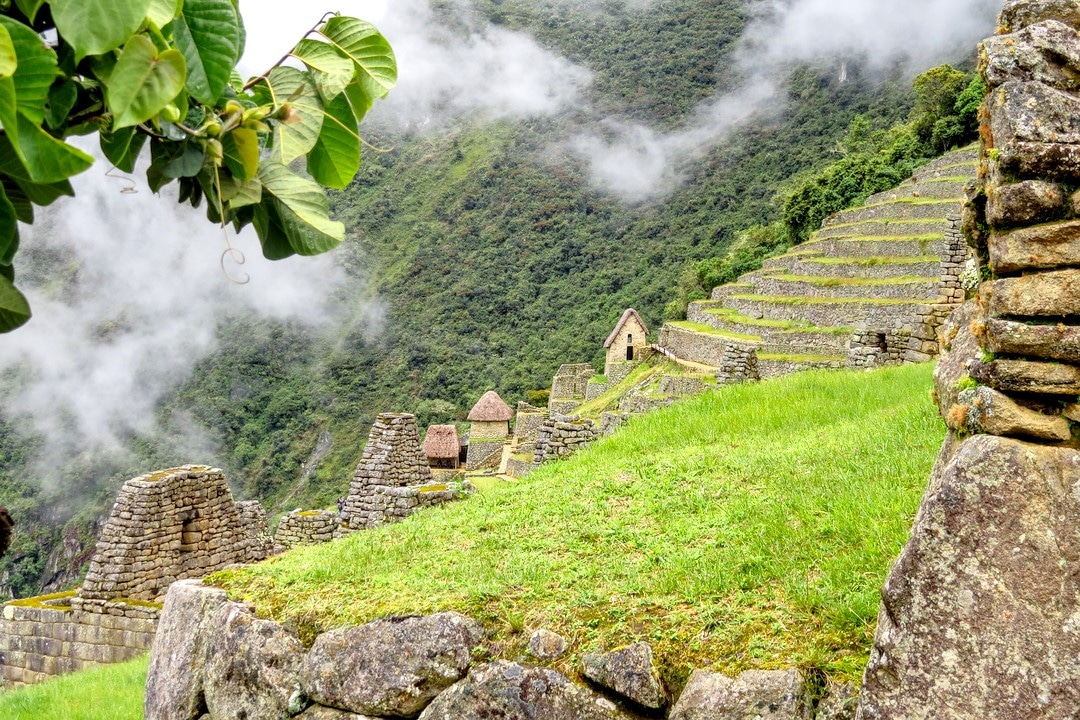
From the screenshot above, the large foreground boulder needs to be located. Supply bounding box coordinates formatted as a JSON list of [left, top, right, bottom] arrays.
[[418, 661, 630, 719], [300, 612, 484, 717], [582, 642, 667, 710], [858, 434, 1080, 719], [668, 669, 810, 720]]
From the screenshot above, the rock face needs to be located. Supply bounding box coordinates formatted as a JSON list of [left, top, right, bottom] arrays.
[[202, 602, 306, 720], [581, 642, 667, 710], [145, 580, 229, 720], [417, 661, 628, 720], [858, 435, 1080, 719], [528, 628, 569, 660], [668, 669, 810, 720], [300, 612, 484, 717]]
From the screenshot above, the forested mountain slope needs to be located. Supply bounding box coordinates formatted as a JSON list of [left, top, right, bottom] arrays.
[[0, 0, 980, 599]]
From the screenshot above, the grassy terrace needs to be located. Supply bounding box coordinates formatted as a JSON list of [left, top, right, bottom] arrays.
[[668, 320, 762, 342], [757, 353, 847, 363], [703, 307, 854, 335], [801, 256, 940, 265], [728, 294, 922, 305], [0, 656, 148, 720], [211, 364, 943, 687], [764, 274, 936, 286]]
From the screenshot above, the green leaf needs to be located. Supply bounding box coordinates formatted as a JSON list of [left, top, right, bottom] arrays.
[[252, 196, 295, 260], [0, 182, 17, 264], [0, 272, 30, 333], [14, 0, 45, 24], [11, 176, 74, 207], [51, 0, 153, 59], [321, 16, 397, 99], [13, 114, 93, 184], [0, 16, 61, 124], [306, 91, 359, 189], [221, 127, 258, 181], [2, 178, 33, 223], [343, 81, 373, 124], [106, 35, 187, 130], [0, 23, 16, 79], [291, 38, 354, 102], [100, 126, 148, 173], [220, 174, 261, 208], [171, 0, 242, 105], [163, 141, 205, 178], [258, 67, 323, 165], [146, 0, 182, 28], [255, 161, 344, 257], [45, 79, 79, 131]]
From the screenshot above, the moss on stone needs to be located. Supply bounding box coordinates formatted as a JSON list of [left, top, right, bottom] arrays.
[[8, 590, 77, 610]]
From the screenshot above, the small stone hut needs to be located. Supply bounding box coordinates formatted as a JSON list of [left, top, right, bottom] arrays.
[[423, 424, 461, 469], [466, 391, 513, 469], [604, 308, 649, 380]]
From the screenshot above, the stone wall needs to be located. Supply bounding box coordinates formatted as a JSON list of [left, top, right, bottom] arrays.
[[549, 363, 595, 402], [858, 4, 1080, 717], [235, 500, 274, 559], [937, 214, 968, 304], [79, 466, 266, 603], [657, 324, 759, 385], [846, 327, 912, 369], [0, 592, 159, 688], [599, 412, 628, 436], [513, 408, 546, 443], [605, 360, 639, 385], [547, 399, 581, 416], [344, 414, 464, 530], [585, 379, 610, 400], [504, 457, 537, 478], [658, 375, 707, 397], [275, 510, 339, 549], [533, 417, 599, 463]]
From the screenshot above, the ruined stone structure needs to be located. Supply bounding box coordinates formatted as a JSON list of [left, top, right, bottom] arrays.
[[857, 4, 1080, 717], [235, 500, 274, 559], [275, 510, 339, 549], [604, 309, 649, 383], [533, 416, 599, 464], [466, 391, 513, 470], [343, 414, 463, 530], [80, 466, 267, 603]]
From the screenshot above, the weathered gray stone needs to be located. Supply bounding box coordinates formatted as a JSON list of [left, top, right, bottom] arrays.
[[817, 681, 857, 720], [968, 357, 1080, 394], [982, 20, 1080, 91], [301, 612, 484, 717], [857, 434, 1080, 719], [144, 579, 228, 720], [987, 268, 1080, 317], [958, 385, 1072, 441], [417, 661, 629, 720], [989, 81, 1080, 148], [202, 602, 305, 720], [998, 139, 1080, 180], [985, 179, 1065, 228], [983, 317, 1080, 363], [933, 302, 983, 424], [1000, 0, 1080, 32], [668, 669, 810, 720], [582, 642, 667, 710], [295, 707, 376, 720], [989, 218, 1080, 273], [528, 628, 568, 660]]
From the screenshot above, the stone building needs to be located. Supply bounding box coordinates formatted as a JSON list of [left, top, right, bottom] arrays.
[[79, 466, 268, 603], [604, 309, 649, 382], [342, 413, 462, 530], [466, 391, 513, 469], [423, 424, 461, 469]]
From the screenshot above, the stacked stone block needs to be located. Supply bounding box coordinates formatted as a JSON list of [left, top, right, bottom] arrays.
[[549, 364, 595, 402], [858, 3, 1080, 717], [533, 416, 599, 463], [343, 414, 461, 530], [937, 215, 968, 304], [235, 500, 274, 559], [275, 510, 339, 549], [658, 375, 707, 397], [79, 466, 265, 603], [847, 327, 912, 368]]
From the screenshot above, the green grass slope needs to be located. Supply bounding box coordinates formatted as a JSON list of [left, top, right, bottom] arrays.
[[0, 656, 147, 720], [214, 363, 943, 685]]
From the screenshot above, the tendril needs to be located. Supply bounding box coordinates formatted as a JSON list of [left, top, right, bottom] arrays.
[[105, 167, 138, 194], [220, 227, 250, 285]]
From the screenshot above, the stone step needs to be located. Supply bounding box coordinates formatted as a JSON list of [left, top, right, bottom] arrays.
[[863, 179, 967, 206], [748, 273, 940, 301], [708, 282, 754, 300], [800, 235, 945, 258], [909, 147, 979, 178], [815, 219, 949, 240], [687, 302, 852, 354], [832, 198, 961, 225], [724, 293, 928, 328], [786, 255, 942, 279]]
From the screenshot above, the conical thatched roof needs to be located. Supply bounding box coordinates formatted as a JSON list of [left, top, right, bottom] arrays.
[[604, 308, 648, 348], [468, 391, 514, 422], [423, 425, 460, 459]]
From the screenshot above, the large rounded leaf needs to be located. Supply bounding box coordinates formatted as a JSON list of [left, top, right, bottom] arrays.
[[306, 91, 359, 189], [0, 16, 61, 124], [171, 0, 242, 105], [106, 36, 187, 130], [51, 0, 153, 59], [321, 16, 397, 98], [146, 0, 183, 28], [291, 38, 353, 102], [0, 273, 30, 333], [255, 161, 344, 257], [0, 24, 16, 79], [257, 67, 324, 166]]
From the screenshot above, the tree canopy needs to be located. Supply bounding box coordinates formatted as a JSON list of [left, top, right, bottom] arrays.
[[0, 0, 396, 333]]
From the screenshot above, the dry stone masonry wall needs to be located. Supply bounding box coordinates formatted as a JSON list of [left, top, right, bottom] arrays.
[[80, 466, 266, 603], [533, 416, 599, 463], [857, 3, 1080, 717], [343, 413, 463, 530], [275, 510, 339, 549]]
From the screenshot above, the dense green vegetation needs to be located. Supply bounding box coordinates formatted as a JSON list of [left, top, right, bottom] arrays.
[[213, 363, 942, 687], [0, 655, 147, 720], [0, 0, 960, 597]]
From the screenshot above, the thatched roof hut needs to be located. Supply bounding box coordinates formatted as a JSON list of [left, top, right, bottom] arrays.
[[467, 391, 514, 422], [423, 425, 460, 460]]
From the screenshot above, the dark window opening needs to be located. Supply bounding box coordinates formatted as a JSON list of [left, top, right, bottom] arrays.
[[626, 346, 634, 361], [876, 332, 888, 352], [180, 513, 201, 553]]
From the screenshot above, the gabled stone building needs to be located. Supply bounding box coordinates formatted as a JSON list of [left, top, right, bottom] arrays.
[[604, 308, 649, 382]]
